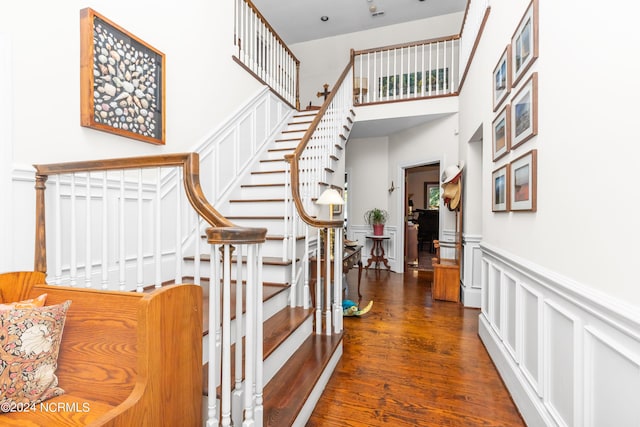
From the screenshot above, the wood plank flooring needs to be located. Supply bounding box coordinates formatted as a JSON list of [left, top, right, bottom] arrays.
[[307, 269, 525, 427]]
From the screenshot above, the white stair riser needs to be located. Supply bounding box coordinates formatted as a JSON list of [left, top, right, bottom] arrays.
[[201, 286, 291, 365], [248, 172, 286, 186], [192, 261, 292, 285], [239, 185, 286, 199], [227, 200, 286, 216]]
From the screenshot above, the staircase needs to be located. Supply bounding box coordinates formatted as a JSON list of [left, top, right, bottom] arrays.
[[195, 108, 351, 426]]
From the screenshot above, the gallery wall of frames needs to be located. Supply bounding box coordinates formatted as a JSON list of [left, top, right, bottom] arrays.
[[490, 0, 538, 213]]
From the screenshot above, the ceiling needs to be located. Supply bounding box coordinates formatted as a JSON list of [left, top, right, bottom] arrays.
[[251, 0, 468, 45], [251, 0, 468, 138]]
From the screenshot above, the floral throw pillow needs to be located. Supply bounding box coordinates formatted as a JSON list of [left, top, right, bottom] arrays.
[[0, 294, 47, 311], [0, 300, 71, 408]]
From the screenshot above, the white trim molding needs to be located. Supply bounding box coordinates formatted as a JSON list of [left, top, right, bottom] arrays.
[[461, 232, 482, 307], [479, 242, 640, 427]]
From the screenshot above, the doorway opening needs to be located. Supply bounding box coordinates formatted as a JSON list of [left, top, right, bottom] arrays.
[[405, 163, 440, 271]]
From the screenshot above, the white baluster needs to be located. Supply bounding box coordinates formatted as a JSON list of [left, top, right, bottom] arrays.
[[243, 244, 255, 427], [155, 168, 162, 289], [175, 168, 183, 284], [420, 43, 427, 96], [85, 172, 92, 288], [334, 231, 343, 334], [101, 172, 108, 289], [315, 229, 322, 334], [254, 243, 264, 427], [119, 170, 125, 291], [324, 227, 332, 335], [233, 244, 244, 427], [206, 243, 219, 427], [303, 224, 310, 309], [70, 174, 77, 287], [54, 175, 62, 285], [437, 41, 441, 95], [136, 169, 143, 293], [221, 244, 232, 427]]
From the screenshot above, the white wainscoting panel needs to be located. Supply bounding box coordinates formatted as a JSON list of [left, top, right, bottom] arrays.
[[479, 242, 640, 427], [461, 233, 482, 307], [349, 225, 398, 272], [584, 326, 640, 427]]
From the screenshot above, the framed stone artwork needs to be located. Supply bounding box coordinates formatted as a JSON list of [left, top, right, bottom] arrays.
[[80, 8, 166, 145]]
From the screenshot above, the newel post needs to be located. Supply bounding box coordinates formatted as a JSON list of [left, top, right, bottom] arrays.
[[34, 173, 48, 273]]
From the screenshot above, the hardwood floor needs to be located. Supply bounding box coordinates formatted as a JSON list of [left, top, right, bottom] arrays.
[[307, 269, 525, 427]]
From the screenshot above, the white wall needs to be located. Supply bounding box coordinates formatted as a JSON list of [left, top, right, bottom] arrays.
[[292, 12, 465, 109], [457, 1, 640, 425], [0, 1, 265, 272], [0, 35, 12, 272], [1, 1, 262, 165], [458, 0, 640, 305]]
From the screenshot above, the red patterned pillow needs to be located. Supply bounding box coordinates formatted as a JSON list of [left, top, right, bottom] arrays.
[[0, 300, 71, 409]]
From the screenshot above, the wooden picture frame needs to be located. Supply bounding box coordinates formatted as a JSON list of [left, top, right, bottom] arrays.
[[424, 182, 440, 210], [333, 187, 344, 215], [80, 8, 166, 145], [492, 165, 510, 212], [493, 45, 511, 111], [509, 149, 537, 212], [511, 72, 538, 149], [511, 0, 539, 87], [492, 104, 511, 161]]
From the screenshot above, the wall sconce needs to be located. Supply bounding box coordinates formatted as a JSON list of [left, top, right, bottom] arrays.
[[388, 181, 396, 193]]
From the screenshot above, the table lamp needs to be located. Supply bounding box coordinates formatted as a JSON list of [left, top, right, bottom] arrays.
[[316, 188, 344, 221]]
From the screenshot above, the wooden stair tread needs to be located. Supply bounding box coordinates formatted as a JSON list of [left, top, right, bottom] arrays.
[[202, 307, 314, 397], [185, 254, 295, 266], [263, 334, 343, 427], [260, 158, 287, 163], [229, 198, 285, 203], [268, 147, 295, 152], [241, 183, 285, 188], [251, 170, 286, 175]]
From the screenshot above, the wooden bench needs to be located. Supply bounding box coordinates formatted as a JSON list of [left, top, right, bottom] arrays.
[[0, 271, 203, 426]]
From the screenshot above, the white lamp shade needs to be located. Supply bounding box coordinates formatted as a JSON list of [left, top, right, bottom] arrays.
[[316, 188, 344, 205]]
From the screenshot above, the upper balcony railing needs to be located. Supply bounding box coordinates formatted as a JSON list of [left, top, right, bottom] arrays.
[[352, 35, 460, 105], [234, 0, 300, 109]]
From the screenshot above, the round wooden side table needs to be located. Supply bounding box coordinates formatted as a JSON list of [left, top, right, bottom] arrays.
[[365, 234, 391, 270]]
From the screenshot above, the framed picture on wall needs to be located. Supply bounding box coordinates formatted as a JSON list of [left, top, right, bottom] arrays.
[[510, 149, 537, 211], [333, 187, 344, 215], [492, 45, 511, 111], [511, 73, 538, 149], [424, 182, 440, 210], [80, 8, 166, 145], [492, 104, 511, 161], [492, 165, 510, 212], [511, 0, 539, 87]]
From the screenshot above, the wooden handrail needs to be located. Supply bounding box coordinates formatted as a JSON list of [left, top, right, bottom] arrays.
[[352, 34, 460, 56], [284, 55, 354, 229], [33, 153, 266, 273]]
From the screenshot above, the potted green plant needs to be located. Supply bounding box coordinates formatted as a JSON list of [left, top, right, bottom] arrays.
[[364, 208, 389, 236]]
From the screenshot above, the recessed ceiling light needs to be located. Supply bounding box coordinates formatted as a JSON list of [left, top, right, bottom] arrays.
[[320, 16, 329, 22]]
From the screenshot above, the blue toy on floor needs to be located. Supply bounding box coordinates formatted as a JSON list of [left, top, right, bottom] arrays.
[[342, 299, 373, 316]]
